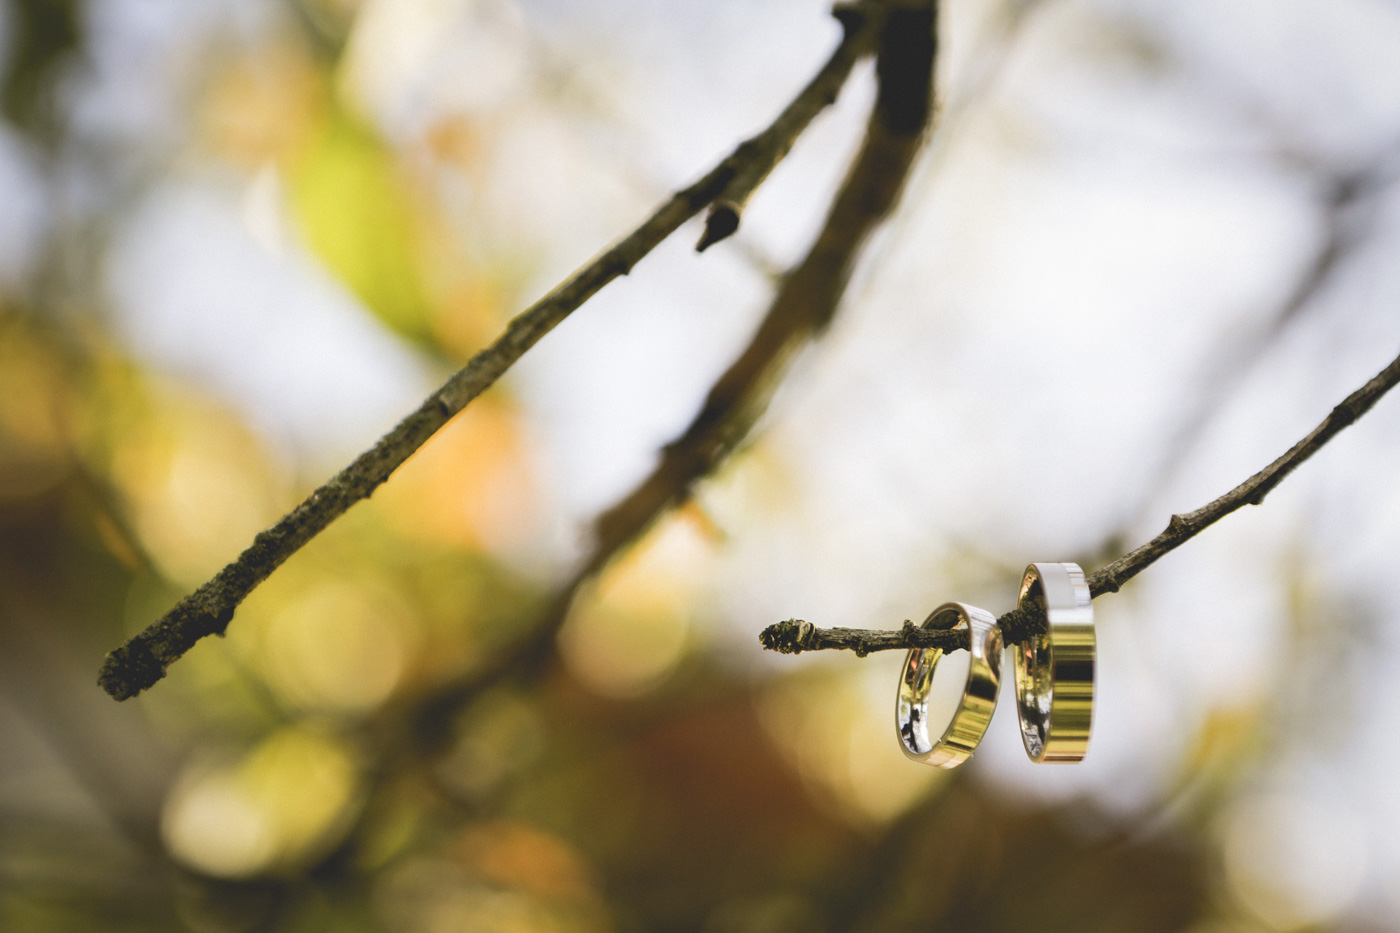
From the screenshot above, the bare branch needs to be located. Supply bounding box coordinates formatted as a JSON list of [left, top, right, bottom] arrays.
[[696, 3, 876, 252], [98, 6, 882, 701], [588, 1, 937, 588], [760, 618, 968, 656], [1111, 162, 1387, 546], [408, 0, 941, 747], [760, 346, 1400, 654]]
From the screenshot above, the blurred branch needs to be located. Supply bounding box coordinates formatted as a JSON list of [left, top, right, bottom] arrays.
[[410, 0, 940, 745], [0, 565, 174, 858], [583, 4, 936, 592], [1113, 159, 1394, 545], [286, 0, 355, 59], [761, 345, 1400, 654], [2, 0, 81, 139], [98, 3, 886, 701]]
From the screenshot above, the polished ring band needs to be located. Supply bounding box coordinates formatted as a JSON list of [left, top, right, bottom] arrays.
[[896, 602, 1003, 769], [1013, 562, 1095, 763]]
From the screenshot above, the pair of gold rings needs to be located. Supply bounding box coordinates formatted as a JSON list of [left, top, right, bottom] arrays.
[[895, 562, 1095, 768]]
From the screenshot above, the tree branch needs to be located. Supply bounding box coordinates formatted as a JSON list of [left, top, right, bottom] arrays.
[[760, 346, 1400, 655], [1108, 163, 1385, 551], [98, 5, 883, 701], [696, 3, 878, 252], [588, 1, 937, 589], [409, 0, 941, 748]]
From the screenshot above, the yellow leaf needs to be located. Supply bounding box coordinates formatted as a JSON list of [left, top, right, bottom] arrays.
[[289, 108, 433, 340]]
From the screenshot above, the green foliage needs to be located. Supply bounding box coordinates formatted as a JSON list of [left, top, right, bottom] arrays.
[[289, 106, 435, 344]]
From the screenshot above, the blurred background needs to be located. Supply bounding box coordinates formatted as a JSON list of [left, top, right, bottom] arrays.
[[3, 0, 1400, 930]]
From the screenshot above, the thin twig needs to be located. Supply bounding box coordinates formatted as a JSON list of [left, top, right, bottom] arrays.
[[98, 6, 882, 701], [696, 4, 871, 252], [1113, 162, 1387, 546], [409, 0, 941, 747], [588, 2, 937, 588], [760, 346, 1400, 654]]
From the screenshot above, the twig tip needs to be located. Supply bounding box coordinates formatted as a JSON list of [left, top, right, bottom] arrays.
[[98, 641, 166, 701], [759, 618, 814, 654]]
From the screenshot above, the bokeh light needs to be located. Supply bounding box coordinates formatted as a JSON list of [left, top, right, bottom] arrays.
[[4, 0, 1400, 930], [1220, 792, 1368, 930], [558, 514, 710, 698], [163, 726, 363, 878]]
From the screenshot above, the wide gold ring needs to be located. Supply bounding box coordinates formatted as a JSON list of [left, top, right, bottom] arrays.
[[895, 602, 1002, 769], [1013, 562, 1095, 763]]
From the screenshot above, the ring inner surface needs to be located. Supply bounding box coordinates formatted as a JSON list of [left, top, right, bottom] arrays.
[[898, 607, 964, 755], [1016, 578, 1053, 758], [898, 649, 938, 754]]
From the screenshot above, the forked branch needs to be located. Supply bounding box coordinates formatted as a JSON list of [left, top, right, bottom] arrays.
[[99, 3, 886, 700], [409, 0, 940, 745]]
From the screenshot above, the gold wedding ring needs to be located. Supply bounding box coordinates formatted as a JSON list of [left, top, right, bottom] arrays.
[[1013, 562, 1095, 762], [896, 602, 1003, 768]]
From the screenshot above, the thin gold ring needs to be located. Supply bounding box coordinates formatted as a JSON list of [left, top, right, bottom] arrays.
[[895, 602, 1002, 768], [1013, 562, 1095, 763]]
